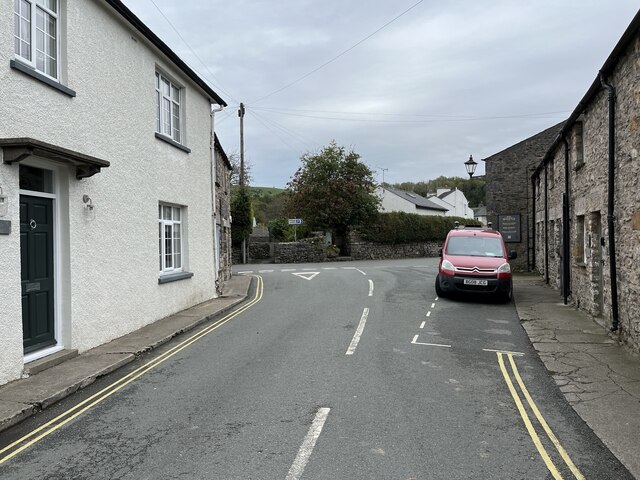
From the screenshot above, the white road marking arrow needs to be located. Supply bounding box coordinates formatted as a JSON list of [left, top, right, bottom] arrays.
[[292, 272, 320, 281]]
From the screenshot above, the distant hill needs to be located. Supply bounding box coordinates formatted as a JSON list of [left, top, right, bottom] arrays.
[[248, 186, 285, 198], [237, 186, 287, 225]]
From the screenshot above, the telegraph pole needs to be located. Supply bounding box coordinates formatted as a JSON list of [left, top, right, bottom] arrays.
[[379, 167, 388, 186], [238, 102, 245, 186], [238, 102, 247, 263]]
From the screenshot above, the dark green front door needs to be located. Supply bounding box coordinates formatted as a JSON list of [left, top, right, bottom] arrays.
[[20, 195, 56, 353]]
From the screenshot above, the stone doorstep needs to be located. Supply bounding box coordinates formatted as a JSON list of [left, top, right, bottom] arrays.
[[24, 349, 79, 377]]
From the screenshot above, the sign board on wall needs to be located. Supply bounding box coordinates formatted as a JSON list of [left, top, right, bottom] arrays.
[[498, 214, 521, 243]]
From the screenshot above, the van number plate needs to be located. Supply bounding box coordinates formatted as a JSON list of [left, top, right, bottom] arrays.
[[464, 279, 488, 286]]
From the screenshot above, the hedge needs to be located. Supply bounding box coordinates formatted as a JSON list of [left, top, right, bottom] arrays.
[[355, 212, 481, 244]]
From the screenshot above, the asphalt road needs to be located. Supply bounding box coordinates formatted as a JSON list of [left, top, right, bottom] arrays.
[[0, 259, 632, 479]]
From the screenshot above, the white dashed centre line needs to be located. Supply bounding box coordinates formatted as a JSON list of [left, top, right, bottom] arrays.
[[419, 321, 426, 329], [426, 311, 431, 317], [431, 303, 436, 308], [285, 407, 331, 480], [346, 308, 369, 355], [368, 279, 374, 297]]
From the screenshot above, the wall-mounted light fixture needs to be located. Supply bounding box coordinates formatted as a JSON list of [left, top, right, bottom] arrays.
[[82, 194, 94, 210]]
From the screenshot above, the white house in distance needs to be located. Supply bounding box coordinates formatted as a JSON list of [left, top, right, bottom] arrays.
[[0, 1, 228, 385], [376, 186, 447, 216], [427, 188, 475, 219]]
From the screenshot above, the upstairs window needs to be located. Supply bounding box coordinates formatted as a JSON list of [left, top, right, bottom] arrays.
[[14, 0, 59, 80], [155, 72, 182, 143]]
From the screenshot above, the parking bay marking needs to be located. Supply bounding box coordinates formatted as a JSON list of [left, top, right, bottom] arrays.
[[411, 335, 451, 348]]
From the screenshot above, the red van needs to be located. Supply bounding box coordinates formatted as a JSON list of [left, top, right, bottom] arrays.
[[435, 226, 517, 302]]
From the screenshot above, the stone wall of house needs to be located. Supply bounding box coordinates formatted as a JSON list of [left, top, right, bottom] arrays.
[[485, 123, 564, 272], [534, 34, 640, 352], [215, 145, 232, 283]]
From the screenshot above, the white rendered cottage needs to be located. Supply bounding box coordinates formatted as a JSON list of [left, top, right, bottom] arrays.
[[0, 0, 228, 385], [376, 186, 447, 216], [427, 188, 475, 219]]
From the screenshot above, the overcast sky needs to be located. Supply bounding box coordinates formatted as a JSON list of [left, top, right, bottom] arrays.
[[123, 0, 638, 188]]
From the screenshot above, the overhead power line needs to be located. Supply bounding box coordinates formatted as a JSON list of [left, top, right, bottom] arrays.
[[251, 106, 572, 120], [250, 109, 568, 124], [147, 0, 239, 104], [250, 0, 425, 105]]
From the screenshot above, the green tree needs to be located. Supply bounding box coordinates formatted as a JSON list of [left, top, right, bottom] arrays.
[[390, 176, 486, 208], [230, 186, 253, 246], [286, 141, 380, 241]]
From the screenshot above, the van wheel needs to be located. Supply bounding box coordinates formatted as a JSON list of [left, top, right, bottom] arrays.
[[435, 275, 445, 298], [499, 287, 513, 303]]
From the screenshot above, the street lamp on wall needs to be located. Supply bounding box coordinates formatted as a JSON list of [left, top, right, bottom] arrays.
[[465, 155, 478, 179]]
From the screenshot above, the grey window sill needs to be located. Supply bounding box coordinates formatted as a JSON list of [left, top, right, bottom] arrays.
[[10, 60, 76, 97], [158, 271, 194, 284], [155, 133, 191, 153]]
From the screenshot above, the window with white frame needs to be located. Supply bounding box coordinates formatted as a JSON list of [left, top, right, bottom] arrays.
[[159, 204, 184, 274], [14, 0, 59, 79], [155, 72, 182, 143]]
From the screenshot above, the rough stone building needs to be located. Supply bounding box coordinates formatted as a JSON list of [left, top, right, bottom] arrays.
[[483, 122, 564, 272], [214, 135, 233, 284], [532, 10, 640, 352]]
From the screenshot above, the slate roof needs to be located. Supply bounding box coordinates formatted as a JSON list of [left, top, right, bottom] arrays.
[[384, 187, 448, 211]]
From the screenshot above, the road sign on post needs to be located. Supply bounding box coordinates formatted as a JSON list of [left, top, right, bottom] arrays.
[[288, 219, 303, 241]]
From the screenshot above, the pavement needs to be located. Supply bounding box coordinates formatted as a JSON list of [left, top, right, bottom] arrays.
[[513, 273, 640, 478], [0, 270, 639, 478], [0, 274, 251, 434]]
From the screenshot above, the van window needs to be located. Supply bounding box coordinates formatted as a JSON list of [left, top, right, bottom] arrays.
[[446, 236, 505, 257]]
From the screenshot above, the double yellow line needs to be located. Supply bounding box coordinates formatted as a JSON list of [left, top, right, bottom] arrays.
[[497, 352, 585, 480], [0, 275, 263, 465]]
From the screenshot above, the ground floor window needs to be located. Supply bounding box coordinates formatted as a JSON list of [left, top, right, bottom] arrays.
[[576, 215, 586, 264], [159, 204, 184, 274]]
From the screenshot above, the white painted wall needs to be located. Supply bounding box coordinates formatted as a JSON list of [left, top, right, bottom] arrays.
[[429, 189, 474, 218], [376, 187, 445, 216], [0, 1, 221, 384]]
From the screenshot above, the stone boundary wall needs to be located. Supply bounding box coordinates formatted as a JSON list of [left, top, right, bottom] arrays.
[[274, 240, 326, 264], [233, 237, 444, 264], [350, 239, 441, 260], [249, 243, 271, 260]]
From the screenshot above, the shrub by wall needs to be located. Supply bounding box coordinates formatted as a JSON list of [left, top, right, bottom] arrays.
[[356, 212, 480, 244]]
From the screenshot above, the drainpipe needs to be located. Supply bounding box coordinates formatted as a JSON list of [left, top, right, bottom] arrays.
[[562, 138, 571, 305], [531, 174, 536, 272], [544, 162, 549, 284], [600, 73, 619, 332], [210, 103, 224, 296]]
